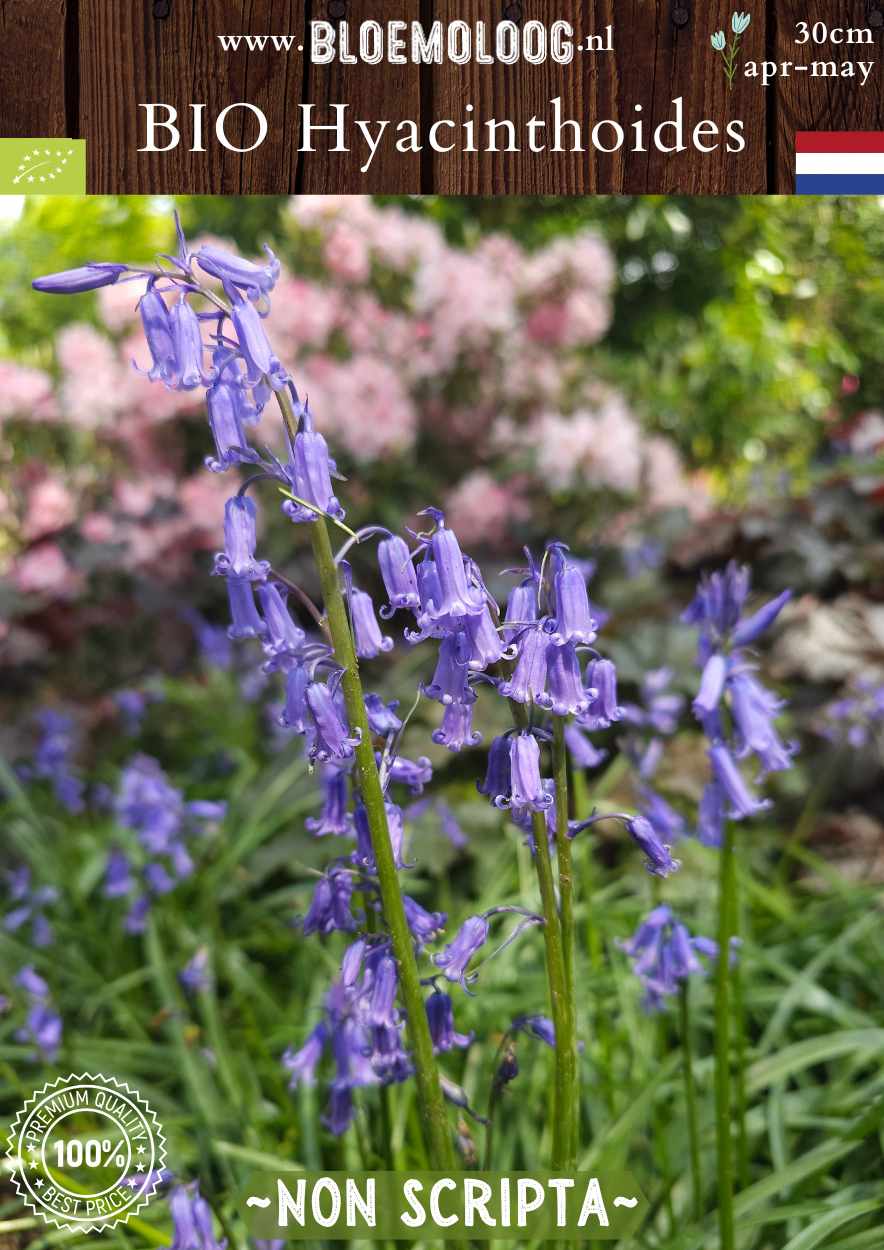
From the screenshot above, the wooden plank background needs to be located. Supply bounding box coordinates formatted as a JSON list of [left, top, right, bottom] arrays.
[[0, 0, 68, 139], [1, 0, 882, 193]]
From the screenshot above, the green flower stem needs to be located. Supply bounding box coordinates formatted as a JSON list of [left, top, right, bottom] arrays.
[[272, 387, 454, 1170], [733, 865, 749, 1191], [733, 950, 750, 1190], [551, 715, 579, 1160], [484, 1032, 514, 1170], [307, 512, 456, 1171], [507, 699, 574, 1170], [530, 805, 576, 1170], [679, 980, 703, 1222], [655, 1015, 676, 1235], [551, 718, 575, 992], [714, 822, 737, 1250], [363, 891, 396, 1172]]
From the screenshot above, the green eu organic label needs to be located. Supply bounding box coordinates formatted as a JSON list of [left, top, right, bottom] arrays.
[[0, 140, 86, 193], [243, 1171, 646, 1240]]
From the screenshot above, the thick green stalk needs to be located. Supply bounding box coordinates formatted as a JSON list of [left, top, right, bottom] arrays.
[[531, 807, 575, 1170], [484, 1033, 514, 1170], [551, 718, 575, 992], [272, 385, 453, 1169], [508, 699, 574, 1169], [551, 716, 579, 1162], [714, 823, 737, 1250], [733, 913, 750, 1190], [308, 513, 455, 1172], [679, 981, 702, 1222]]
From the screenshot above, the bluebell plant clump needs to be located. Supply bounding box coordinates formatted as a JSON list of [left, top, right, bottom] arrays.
[[4, 866, 62, 1061], [33, 225, 677, 1135], [606, 566, 796, 1016], [165, 1180, 227, 1250], [12, 965, 62, 1063], [105, 754, 226, 934], [3, 865, 56, 949], [114, 687, 163, 736], [619, 904, 734, 1013], [16, 709, 85, 812], [29, 227, 796, 1191], [685, 563, 793, 846], [820, 679, 884, 749]]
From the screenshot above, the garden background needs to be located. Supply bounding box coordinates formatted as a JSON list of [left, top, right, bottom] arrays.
[[1, 195, 883, 1250]]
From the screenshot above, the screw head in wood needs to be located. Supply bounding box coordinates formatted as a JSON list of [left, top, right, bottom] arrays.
[[503, 3, 523, 22], [328, 0, 347, 19], [672, 6, 690, 28]]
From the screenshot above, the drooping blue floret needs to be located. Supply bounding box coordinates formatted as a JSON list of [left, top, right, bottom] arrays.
[[619, 905, 724, 1012], [426, 991, 472, 1053]]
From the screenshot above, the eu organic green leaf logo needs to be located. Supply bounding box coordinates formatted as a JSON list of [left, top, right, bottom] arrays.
[[0, 139, 86, 193]]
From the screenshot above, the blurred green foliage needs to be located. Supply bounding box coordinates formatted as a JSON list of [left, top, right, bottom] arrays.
[[0, 198, 173, 361], [3, 194, 884, 491], [405, 196, 884, 484]]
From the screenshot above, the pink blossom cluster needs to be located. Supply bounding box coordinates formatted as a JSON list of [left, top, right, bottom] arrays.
[[0, 290, 217, 628], [281, 197, 705, 541]]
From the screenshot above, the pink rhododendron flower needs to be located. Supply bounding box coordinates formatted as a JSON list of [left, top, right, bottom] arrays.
[[123, 517, 189, 570], [114, 475, 176, 518], [560, 290, 611, 346], [323, 223, 371, 284], [265, 277, 341, 351], [644, 436, 710, 516], [531, 411, 602, 491], [446, 471, 529, 547], [57, 324, 125, 429], [589, 399, 643, 494], [521, 232, 615, 297], [178, 471, 231, 541], [527, 399, 642, 495], [289, 194, 370, 228], [0, 361, 57, 422], [22, 477, 77, 541], [14, 543, 82, 597], [413, 251, 516, 368], [524, 301, 572, 347], [98, 281, 141, 331], [523, 293, 610, 349], [303, 355, 418, 462], [80, 512, 116, 544], [474, 233, 523, 280]]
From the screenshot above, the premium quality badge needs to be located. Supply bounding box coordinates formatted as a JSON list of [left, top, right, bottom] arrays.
[[6, 1072, 166, 1232]]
